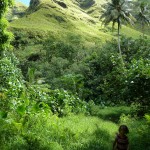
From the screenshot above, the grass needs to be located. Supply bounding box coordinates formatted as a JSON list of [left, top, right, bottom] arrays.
[[10, 0, 149, 65], [1, 105, 149, 150], [59, 114, 118, 150], [89, 105, 131, 123], [10, 0, 145, 45], [10, 0, 148, 65]]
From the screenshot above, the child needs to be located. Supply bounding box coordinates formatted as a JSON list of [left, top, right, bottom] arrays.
[[113, 125, 129, 150]]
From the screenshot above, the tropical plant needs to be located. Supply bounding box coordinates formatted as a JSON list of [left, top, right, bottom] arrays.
[[0, 0, 13, 58], [80, 36, 150, 106], [135, 2, 150, 36], [100, 0, 134, 68]]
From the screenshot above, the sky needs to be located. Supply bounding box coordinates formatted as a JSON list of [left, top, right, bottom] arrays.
[[16, 0, 30, 6]]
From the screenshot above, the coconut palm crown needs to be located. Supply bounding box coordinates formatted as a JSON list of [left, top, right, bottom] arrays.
[[100, 0, 135, 68], [100, 0, 134, 29], [135, 2, 150, 36]]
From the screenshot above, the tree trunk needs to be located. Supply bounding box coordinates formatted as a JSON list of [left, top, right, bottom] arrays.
[[117, 19, 124, 69], [142, 22, 144, 37]]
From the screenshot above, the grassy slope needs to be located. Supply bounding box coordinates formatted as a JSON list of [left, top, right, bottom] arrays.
[[59, 107, 149, 150], [6, 2, 150, 149], [20, 106, 148, 150], [10, 0, 143, 45], [9, 0, 146, 75]]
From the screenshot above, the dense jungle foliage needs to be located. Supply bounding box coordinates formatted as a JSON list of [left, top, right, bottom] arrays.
[[0, 0, 150, 149]]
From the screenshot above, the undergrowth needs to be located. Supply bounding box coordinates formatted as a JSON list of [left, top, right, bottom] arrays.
[[0, 106, 150, 150]]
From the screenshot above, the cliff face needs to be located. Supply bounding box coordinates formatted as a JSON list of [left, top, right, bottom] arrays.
[[7, 2, 27, 21], [27, 0, 53, 12], [28, 0, 67, 11], [29, 0, 42, 9], [76, 0, 95, 8]]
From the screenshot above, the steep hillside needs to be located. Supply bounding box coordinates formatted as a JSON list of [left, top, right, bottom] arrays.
[[10, 0, 143, 45], [78, 0, 107, 18], [7, 0, 149, 100]]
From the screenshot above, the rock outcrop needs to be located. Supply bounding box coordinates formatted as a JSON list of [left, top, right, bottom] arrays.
[[27, 0, 42, 11], [53, 0, 67, 8], [29, 0, 42, 9], [7, 2, 27, 21], [28, 0, 67, 11]]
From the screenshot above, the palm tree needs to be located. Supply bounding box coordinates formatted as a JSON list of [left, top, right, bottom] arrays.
[[135, 2, 150, 37], [100, 0, 134, 68]]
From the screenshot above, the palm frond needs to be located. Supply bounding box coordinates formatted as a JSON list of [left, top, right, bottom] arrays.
[[100, 0, 134, 28]]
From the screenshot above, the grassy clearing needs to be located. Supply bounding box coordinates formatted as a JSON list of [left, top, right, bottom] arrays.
[[18, 112, 118, 150], [42, 106, 149, 150], [2, 106, 149, 150], [59, 114, 118, 150], [89, 105, 131, 123]]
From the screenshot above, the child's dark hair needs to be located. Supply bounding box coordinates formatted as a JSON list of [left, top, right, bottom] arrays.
[[119, 125, 129, 134]]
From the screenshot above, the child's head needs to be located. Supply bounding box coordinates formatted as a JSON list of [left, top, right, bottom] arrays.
[[119, 125, 129, 135]]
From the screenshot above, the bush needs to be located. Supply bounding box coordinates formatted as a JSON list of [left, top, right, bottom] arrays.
[[45, 89, 88, 116], [125, 59, 150, 107], [79, 36, 150, 107], [0, 56, 24, 112], [43, 38, 78, 62]]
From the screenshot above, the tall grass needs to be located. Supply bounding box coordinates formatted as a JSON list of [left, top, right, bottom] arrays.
[[0, 106, 149, 150]]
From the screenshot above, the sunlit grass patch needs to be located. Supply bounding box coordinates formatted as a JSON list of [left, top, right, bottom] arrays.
[[89, 105, 131, 123], [58, 114, 118, 150]]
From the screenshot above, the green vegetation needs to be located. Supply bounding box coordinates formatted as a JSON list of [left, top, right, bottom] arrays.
[[100, 0, 135, 67], [0, 0, 150, 149], [0, 105, 150, 150], [135, 2, 150, 37]]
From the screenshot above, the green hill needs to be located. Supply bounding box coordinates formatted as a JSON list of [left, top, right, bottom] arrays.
[[10, 0, 144, 44], [9, 0, 149, 81]]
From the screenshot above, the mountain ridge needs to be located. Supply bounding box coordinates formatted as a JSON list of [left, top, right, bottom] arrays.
[[7, 1, 27, 21], [9, 0, 148, 47]]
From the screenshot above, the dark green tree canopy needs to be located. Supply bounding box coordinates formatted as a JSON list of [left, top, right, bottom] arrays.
[[136, 2, 149, 23], [135, 2, 150, 32], [0, 0, 13, 18]]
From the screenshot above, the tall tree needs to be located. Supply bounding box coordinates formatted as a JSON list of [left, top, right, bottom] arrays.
[[135, 2, 150, 37], [100, 0, 134, 68], [0, 0, 13, 58]]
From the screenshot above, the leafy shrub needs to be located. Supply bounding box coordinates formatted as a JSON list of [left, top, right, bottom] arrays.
[[81, 41, 123, 102], [0, 56, 24, 111], [124, 58, 150, 111], [11, 30, 43, 49], [46, 89, 87, 116], [51, 74, 85, 98], [25, 84, 88, 116], [43, 38, 78, 62], [80, 36, 150, 108], [77, 0, 95, 8]]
